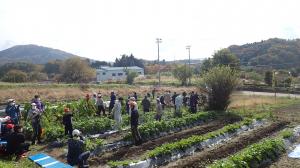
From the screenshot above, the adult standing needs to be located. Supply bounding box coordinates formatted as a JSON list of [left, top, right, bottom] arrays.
[[175, 94, 183, 117], [155, 98, 163, 121], [31, 95, 45, 113], [164, 91, 171, 106], [159, 95, 165, 110], [27, 103, 42, 145], [109, 92, 116, 114], [112, 97, 122, 130], [5, 99, 21, 125], [141, 96, 151, 113], [133, 92, 138, 101], [129, 100, 142, 145], [63, 108, 73, 138], [96, 94, 105, 116], [190, 91, 197, 113]]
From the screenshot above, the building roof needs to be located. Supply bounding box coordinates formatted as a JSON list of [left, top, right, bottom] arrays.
[[97, 66, 143, 71]]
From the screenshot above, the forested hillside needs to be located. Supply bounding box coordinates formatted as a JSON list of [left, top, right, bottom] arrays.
[[228, 38, 300, 68]]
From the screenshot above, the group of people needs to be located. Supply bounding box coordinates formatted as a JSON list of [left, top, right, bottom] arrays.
[[0, 95, 44, 159], [0, 89, 203, 166]]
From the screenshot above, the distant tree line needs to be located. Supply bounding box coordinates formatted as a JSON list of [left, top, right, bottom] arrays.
[[0, 54, 145, 83]]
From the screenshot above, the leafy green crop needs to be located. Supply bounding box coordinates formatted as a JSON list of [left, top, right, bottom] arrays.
[[146, 118, 255, 159], [208, 138, 285, 168]]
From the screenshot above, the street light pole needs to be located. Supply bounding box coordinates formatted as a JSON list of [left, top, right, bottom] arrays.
[[156, 38, 162, 86], [186, 45, 191, 85]]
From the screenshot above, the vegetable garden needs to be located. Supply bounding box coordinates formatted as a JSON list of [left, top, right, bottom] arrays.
[[2, 93, 300, 168]]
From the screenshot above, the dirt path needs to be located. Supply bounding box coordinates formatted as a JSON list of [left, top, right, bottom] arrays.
[[89, 115, 241, 167], [163, 121, 287, 168]]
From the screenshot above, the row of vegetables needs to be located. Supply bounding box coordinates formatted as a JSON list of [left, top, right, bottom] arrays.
[[208, 130, 293, 168], [109, 119, 296, 168], [108, 118, 258, 167]]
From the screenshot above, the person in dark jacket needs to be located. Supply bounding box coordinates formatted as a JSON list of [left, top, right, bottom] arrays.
[[109, 92, 116, 114], [130, 102, 142, 145], [182, 92, 188, 107], [6, 125, 30, 157], [31, 95, 45, 113], [5, 99, 21, 125], [63, 108, 73, 138], [159, 95, 165, 110], [133, 92, 138, 101], [189, 91, 198, 113], [67, 129, 90, 167], [141, 96, 151, 113]]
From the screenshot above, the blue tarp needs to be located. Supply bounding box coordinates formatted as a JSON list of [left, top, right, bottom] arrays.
[[29, 153, 73, 168]]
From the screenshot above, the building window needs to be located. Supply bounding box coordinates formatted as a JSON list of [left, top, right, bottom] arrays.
[[102, 72, 106, 75], [118, 73, 123, 76], [112, 73, 116, 76], [138, 72, 142, 74]]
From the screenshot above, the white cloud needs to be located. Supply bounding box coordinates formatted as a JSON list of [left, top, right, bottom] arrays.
[[0, 0, 299, 61]]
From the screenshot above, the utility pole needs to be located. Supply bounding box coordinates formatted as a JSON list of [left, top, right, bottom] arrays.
[[156, 38, 162, 86], [186, 45, 191, 85]]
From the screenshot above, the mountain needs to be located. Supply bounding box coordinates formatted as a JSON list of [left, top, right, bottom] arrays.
[[228, 38, 300, 69], [0, 44, 78, 65]]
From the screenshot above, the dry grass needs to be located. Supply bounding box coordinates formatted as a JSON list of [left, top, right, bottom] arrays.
[[229, 93, 283, 109], [0, 85, 198, 104]]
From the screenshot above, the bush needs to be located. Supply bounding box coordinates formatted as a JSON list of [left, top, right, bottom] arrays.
[[126, 71, 138, 85], [173, 65, 193, 86], [202, 66, 239, 111]]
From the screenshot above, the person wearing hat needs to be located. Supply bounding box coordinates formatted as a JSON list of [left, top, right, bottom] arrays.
[[155, 98, 163, 121], [6, 125, 30, 157], [5, 99, 21, 125], [129, 101, 142, 145], [31, 95, 45, 113], [67, 129, 90, 167], [63, 107, 73, 138], [27, 103, 42, 145]]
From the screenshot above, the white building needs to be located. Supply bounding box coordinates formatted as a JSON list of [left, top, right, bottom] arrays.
[[96, 66, 144, 82]]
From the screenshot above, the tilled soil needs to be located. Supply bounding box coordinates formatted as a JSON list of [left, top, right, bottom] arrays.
[[163, 121, 287, 168], [89, 115, 242, 166]]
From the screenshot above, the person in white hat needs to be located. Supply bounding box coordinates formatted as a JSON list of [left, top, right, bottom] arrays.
[[67, 129, 90, 167], [5, 99, 21, 124], [27, 103, 42, 145]]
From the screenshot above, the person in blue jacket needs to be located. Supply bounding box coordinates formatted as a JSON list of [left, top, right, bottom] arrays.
[[5, 99, 21, 125]]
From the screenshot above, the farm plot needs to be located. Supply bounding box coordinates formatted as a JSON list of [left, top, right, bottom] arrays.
[[163, 121, 287, 168], [89, 113, 241, 166], [101, 117, 267, 168]]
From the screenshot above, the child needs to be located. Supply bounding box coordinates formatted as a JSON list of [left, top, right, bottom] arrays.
[[63, 108, 73, 138]]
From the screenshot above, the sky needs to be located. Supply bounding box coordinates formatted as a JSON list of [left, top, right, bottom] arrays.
[[0, 0, 300, 62]]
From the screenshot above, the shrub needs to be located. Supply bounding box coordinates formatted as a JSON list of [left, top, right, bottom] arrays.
[[126, 71, 138, 85], [201, 66, 239, 111]]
